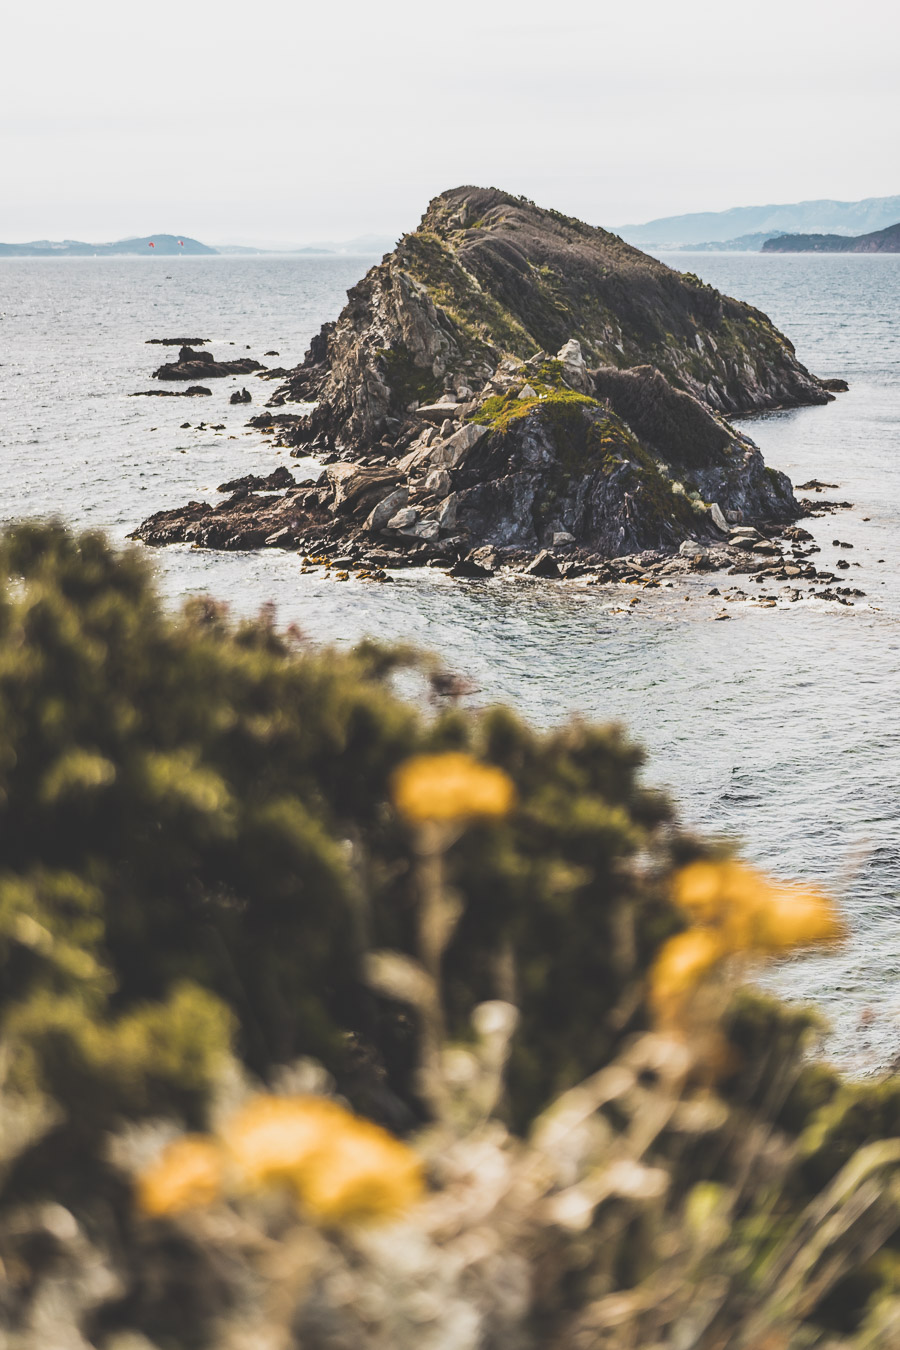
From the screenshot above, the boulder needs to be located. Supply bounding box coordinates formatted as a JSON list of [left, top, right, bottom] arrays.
[[709, 502, 729, 532], [418, 402, 461, 421], [364, 487, 410, 533], [326, 465, 401, 516], [407, 518, 440, 541], [386, 507, 420, 531], [424, 468, 452, 497], [524, 550, 561, 578], [428, 422, 490, 470], [436, 493, 458, 532], [469, 546, 499, 572], [230, 387, 252, 405], [556, 339, 590, 392]]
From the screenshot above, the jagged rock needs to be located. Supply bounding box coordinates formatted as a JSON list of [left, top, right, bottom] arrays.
[[524, 550, 561, 578], [365, 487, 410, 533], [386, 507, 420, 532], [436, 493, 458, 532], [217, 467, 295, 493], [518, 383, 538, 400], [469, 546, 499, 572], [448, 553, 492, 578], [418, 401, 462, 421], [557, 339, 591, 392], [326, 464, 401, 516], [407, 518, 440, 541], [709, 502, 729, 532], [553, 531, 576, 549], [427, 422, 490, 470], [424, 468, 452, 497]]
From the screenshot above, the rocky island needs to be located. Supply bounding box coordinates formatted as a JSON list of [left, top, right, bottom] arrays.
[[135, 186, 840, 577]]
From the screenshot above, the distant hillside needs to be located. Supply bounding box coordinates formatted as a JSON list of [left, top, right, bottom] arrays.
[[666, 232, 783, 253], [619, 194, 900, 249], [0, 235, 216, 257], [763, 221, 900, 253]]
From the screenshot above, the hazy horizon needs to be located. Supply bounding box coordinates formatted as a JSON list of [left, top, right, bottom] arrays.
[[4, 0, 898, 246]]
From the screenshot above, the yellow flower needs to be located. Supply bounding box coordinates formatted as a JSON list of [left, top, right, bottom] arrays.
[[137, 1135, 224, 1217], [222, 1094, 344, 1191], [391, 752, 515, 823], [298, 1114, 425, 1224], [650, 928, 725, 1023], [673, 861, 844, 954], [222, 1094, 423, 1224]]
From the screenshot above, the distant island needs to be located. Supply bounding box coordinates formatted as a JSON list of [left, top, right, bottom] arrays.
[[619, 193, 900, 251], [762, 221, 900, 253], [0, 234, 216, 257], [0, 233, 397, 258]]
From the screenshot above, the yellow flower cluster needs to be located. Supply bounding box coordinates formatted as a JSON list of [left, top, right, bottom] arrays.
[[651, 860, 845, 1029], [391, 752, 515, 824], [137, 1095, 423, 1225], [137, 1135, 224, 1218]]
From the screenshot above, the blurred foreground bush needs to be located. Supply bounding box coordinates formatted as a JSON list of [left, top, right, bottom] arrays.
[[0, 523, 898, 1349]]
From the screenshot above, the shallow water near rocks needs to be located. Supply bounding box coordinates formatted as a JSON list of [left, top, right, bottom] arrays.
[[2, 250, 899, 1070]]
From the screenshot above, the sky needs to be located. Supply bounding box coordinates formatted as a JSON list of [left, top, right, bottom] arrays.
[[2, 0, 898, 245]]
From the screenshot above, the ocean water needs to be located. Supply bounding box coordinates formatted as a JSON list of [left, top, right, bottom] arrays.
[[1, 250, 899, 1070]]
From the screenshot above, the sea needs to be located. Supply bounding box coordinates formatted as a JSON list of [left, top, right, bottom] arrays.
[[1, 250, 899, 1071]]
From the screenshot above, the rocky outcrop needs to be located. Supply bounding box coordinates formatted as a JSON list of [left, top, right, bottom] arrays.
[[153, 346, 265, 381], [134, 186, 840, 575], [278, 185, 830, 456]]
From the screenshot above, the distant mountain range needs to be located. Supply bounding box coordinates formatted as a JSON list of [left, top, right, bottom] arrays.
[[618, 194, 900, 251], [763, 221, 900, 253], [0, 232, 397, 258]]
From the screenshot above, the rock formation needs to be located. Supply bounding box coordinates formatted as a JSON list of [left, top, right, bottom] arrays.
[[279, 185, 829, 455], [152, 346, 265, 381], [135, 186, 837, 573]]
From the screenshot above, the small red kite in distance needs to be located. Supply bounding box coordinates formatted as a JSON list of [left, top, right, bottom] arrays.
[[148, 241, 155, 248], [178, 239, 184, 246]]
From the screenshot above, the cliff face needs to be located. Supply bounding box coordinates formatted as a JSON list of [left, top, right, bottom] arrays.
[[763, 222, 900, 253], [281, 185, 829, 453]]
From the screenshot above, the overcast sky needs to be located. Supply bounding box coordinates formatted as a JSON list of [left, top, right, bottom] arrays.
[[3, 0, 898, 245]]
